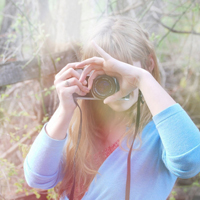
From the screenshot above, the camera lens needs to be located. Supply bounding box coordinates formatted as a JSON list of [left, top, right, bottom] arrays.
[[91, 75, 118, 99], [96, 80, 111, 94]]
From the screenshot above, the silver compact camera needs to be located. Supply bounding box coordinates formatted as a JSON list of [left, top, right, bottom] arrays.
[[73, 74, 130, 100]]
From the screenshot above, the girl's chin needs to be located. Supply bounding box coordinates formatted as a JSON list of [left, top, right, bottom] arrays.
[[107, 101, 130, 112]]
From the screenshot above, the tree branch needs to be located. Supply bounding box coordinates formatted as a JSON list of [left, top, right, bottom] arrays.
[[156, 0, 195, 47], [112, 1, 142, 15], [0, 129, 37, 159], [154, 16, 200, 36], [82, 1, 142, 22]]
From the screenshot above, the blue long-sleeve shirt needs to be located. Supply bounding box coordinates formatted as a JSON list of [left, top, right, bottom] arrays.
[[24, 104, 200, 200]]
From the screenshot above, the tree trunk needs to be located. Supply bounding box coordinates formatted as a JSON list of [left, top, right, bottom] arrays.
[[0, 0, 17, 55], [54, 0, 81, 52], [38, 0, 55, 53]]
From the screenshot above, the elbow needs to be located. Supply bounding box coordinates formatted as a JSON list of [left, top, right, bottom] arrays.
[[23, 161, 57, 190], [24, 173, 52, 190], [24, 174, 43, 189], [166, 155, 200, 179]]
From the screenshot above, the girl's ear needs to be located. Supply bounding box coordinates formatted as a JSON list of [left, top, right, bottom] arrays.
[[148, 55, 155, 73]]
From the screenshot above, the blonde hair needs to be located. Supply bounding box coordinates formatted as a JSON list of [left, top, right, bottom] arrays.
[[57, 16, 160, 199]]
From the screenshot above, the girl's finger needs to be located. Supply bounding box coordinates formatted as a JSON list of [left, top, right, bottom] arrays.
[[59, 68, 81, 82], [61, 77, 89, 93], [79, 64, 102, 83], [55, 68, 86, 85], [87, 70, 105, 90], [76, 57, 104, 69], [67, 85, 87, 96], [92, 40, 111, 60], [104, 90, 122, 104], [56, 62, 79, 79]]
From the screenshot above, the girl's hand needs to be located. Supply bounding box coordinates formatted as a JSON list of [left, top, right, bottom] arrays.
[[54, 63, 90, 110], [75, 41, 145, 104]]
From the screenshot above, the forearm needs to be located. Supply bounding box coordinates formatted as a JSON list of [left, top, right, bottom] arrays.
[[46, 105, 75, 140], [139, 71, 176, 116]]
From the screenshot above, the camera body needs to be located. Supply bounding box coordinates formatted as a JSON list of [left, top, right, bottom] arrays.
[[74, 74, 130, 100]]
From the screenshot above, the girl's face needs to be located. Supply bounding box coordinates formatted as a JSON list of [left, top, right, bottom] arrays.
[[107, 89, 138, 112]]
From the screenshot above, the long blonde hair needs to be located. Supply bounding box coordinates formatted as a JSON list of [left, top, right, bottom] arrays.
[[57, 16, 160, 199]]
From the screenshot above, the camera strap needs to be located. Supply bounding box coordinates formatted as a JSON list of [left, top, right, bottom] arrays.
[[125, 90, 142, 200], [70, 91, 142, 200]]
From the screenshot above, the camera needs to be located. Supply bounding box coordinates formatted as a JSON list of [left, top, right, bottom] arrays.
[[73, 74, 130, 100]]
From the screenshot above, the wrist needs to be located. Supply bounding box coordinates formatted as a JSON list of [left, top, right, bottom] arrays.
[[137, 69, 153, 89], [57, 103, 76, 116], [46, 105, 75, 140]]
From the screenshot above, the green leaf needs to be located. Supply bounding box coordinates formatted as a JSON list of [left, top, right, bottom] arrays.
[[180, 77, 187, 88], [15, 93, 20, 99], [30, 189, 41, 199], [50, 85, 55, 90], [42, 116, 49, 123], [6, 85, 11, 89], [45, 90, 51, 96], [1, 93, 9, 100], [35, 93, 40, 100], [192, 181, 200, 186], [55, 57, 61, 62]]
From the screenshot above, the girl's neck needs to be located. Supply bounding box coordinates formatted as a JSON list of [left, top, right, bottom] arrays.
[[98, 112, 127, 147]]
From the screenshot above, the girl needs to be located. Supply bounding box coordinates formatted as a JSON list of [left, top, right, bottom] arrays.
[[24, 17, 200, 200]]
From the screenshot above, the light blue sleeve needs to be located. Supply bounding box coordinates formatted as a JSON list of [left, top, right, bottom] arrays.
[[23, 124, 67, 189], [153, 103, 200, 179]]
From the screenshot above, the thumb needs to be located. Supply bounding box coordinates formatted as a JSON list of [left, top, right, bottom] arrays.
[[104, 91, 122, 104]]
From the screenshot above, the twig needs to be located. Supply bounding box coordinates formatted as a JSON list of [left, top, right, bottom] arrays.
[[138, 0, 155, 22], [0, 167, 10, 197], [158, 62, 166, 88], [21, 40, 45, 69], [37, 56, 47, 115], [112, 1, 142, 16], [0, 83, 52, 104], [5, 190, 46, 200], [154, 17, 200, 36], [156, 0, 195, 47], [3, 35, 32, 64], [10, 0, 39, 35], [94, 0, 103, 12], [105, 0, 109, 16], [81, 1, 142, 22], [151, 6, 183, 17], [0, 129, 37, 159], [10, 0, 57, 79], [0, 193, 6, 200]]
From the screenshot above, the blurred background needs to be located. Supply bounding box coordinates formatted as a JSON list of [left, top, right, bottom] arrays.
[[0, 0, 200, 199]]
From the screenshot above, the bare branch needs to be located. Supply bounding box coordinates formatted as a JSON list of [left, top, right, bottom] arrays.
[[0, 193, 6, 200], [153, 15, 200, 36], [138, 0, 155, 22], [0, 129, 37, 159], [82, 1, 142, 22], [156, 0, 195, 47], [112, 1, 142, 16]]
